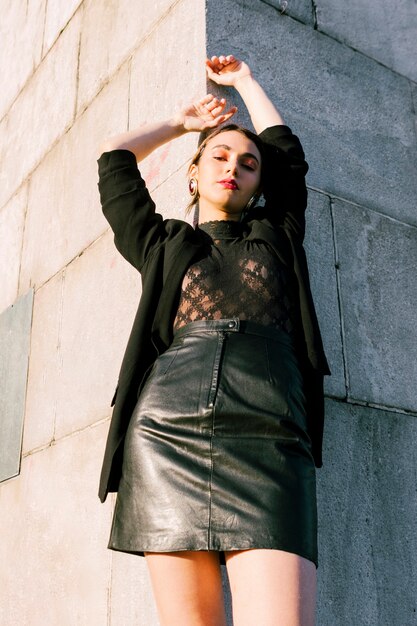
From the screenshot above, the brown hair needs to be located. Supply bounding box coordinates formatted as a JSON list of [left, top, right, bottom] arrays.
[[185, 124, 265, 215]]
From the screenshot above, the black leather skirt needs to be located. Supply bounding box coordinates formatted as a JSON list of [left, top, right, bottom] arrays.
[[108, 319, 318, 566]]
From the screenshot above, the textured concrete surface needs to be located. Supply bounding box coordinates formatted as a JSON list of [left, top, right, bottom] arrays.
[[43, 0, 83, 54], [207, 0, 417, 225], [129, 0, 206, 191], [110, 549, 160, 625], [77, 0, 175, 113], [20, 63, 129, 293], [1, 0, 416, 624], [0, 291, 33, 482], [333, 199, 417, 412], [54, 232, 138, 441], [315, 0, 417, 82], [304, 190, 345, 398], [0, 421, 113, 626], [0, 186, 27, 313], [0, 0, 45, 120], [317, 399, 417, 625], [22, 273, 64, 454], [0, 10, 81, 210], [22, 230, 140, 453], [261, 0, 314, 25]]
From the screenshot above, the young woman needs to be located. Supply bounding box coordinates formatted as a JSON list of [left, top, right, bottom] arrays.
[[97, 55, 330, 626]]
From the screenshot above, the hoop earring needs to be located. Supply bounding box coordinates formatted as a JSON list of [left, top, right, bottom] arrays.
[[246, 194, 259, 212], [189, 177, 198, 198]]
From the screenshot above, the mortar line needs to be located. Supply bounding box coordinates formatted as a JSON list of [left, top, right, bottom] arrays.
[[329, 197, 349, 398], [325, 394, 417, 417], [127, 57, 133, 132], [73, 12, 83, 123], [18, 287, 35, 476], [16, 183, 30, 297], [307, 185, 417, 231], [311, 0, 318, 29], [21, 415, 110, 458], [40, 0, 48, 58]]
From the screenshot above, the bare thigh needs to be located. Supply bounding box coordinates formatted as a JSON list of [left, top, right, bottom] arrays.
[[224, 549, 316, 626], [144, 551, 227, 626]]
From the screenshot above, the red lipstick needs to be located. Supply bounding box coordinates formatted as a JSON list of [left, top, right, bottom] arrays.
[[218, 178, 239, 190]]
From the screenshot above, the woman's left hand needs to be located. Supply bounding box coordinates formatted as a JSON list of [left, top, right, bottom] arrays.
[[206, 55, 252, 87], [177, 94, 237, 132]]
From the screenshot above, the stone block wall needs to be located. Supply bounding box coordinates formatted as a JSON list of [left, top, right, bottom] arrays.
[[205, 1, 417, 624], [1, 1, 416, 624]]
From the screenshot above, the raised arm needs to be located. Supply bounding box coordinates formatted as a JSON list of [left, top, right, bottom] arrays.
[[206, 55, 285, 134], [98, 95, 237, 161]]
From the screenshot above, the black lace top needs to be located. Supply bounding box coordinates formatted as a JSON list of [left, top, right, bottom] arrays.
[[173, 220, 298, 336]]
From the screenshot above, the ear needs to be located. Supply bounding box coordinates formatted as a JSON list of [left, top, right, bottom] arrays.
[[189, 163, 198, 180]]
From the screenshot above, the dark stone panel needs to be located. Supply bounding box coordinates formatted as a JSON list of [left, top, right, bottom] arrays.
[[304, 190, 345, 397], [206, 0, 417, 225], [315, 0, 417, 82], [317, 399, 417, 625], [333, 199, 417, 412], [0, 290, 34, 482], [260, 0, 314, 25]]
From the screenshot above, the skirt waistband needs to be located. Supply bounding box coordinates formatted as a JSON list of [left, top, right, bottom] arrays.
[[173, 318, 293, 346]]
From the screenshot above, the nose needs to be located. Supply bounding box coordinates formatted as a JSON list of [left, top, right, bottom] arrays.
[[226, 156, 239, 176]]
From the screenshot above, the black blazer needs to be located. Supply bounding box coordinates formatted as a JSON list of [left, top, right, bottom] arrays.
[[97, 125, 330, 503]]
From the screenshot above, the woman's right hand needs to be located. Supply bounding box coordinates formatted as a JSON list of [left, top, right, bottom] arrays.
[[174, 94, 237, 132]]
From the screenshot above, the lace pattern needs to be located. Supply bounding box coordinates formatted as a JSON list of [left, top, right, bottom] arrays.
[[173, 221, 297, 336]]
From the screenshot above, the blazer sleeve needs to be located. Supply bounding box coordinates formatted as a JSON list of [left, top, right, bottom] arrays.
[[258, 125, 309, 242], [97, 149, 167, 271]]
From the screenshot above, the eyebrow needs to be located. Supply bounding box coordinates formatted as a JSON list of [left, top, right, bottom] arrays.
[[210, 144, 260, 164]]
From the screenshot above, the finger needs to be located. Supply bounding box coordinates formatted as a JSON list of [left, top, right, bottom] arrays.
[[219, 55, 227, 64], [199, 94, 215, 105], [206, 97, 223, 110], [208, 108, 237, 128], [210, 102, 227, 117], [206, 67, 221, 83], [222, 106, 238, 120], [210, 106, 238, 126], [210, 55, 224, 71]]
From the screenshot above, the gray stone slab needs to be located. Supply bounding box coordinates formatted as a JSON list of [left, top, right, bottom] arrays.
[[206, 0, 417, 225], [333, 200, 417, 412], [0, 422, 112, 625], [317, 399, 417, 625], [260, 0, 314, 25], [315, 0, 417, 82], [0, 290, 33, 482], [304, 190, 345, 398]]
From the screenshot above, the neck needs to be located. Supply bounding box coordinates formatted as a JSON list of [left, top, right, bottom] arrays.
[[198, 201, 241, 223]]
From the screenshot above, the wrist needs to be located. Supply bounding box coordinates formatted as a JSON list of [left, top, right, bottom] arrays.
[[234, 72, 255, 91], [170, 114, 190, 135]]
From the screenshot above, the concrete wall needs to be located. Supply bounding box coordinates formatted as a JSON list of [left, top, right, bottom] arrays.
[[206, 1, 417, 624], [0, 0, 416, 624], [0, 1, 205, 624]]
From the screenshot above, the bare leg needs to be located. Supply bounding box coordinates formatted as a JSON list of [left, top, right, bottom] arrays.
[[144, 550, 227, 626], [225, 549, 316, 626]]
